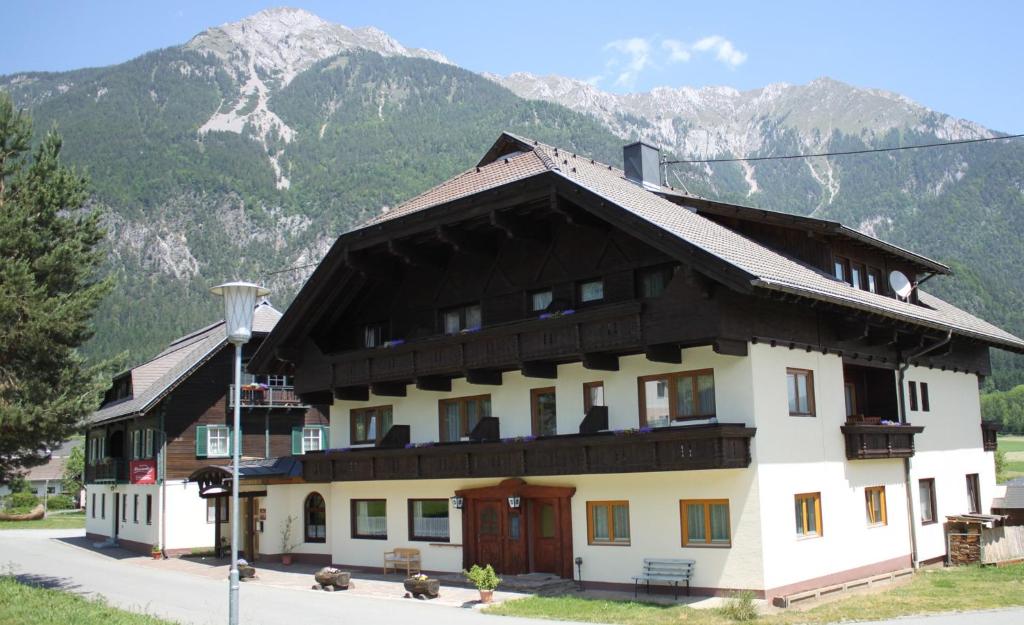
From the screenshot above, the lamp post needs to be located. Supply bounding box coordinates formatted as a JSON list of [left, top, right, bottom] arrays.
[[210, 281, 269, 625]]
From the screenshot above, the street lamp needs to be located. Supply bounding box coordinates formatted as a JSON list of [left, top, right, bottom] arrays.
[[210, 281, 269, 625]]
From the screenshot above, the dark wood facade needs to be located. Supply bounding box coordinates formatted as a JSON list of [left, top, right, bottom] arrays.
[[840, 424, 925, 460]]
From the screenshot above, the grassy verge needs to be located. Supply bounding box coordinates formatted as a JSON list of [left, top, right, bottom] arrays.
[[485, 563, 1024, 625], [0, 512, 86, 530], [997, 435, 1024, 453], [0, 575, 176, 625]]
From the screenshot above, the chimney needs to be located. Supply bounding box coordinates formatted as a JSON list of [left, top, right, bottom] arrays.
[[623, 140, 661, 188]]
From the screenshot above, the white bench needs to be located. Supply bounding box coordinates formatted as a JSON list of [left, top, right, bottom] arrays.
[[632, 558, 695, 599]]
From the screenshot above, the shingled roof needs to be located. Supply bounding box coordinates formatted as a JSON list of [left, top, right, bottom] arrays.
[[89, 303, 281, 425], [361, 132, 1024, 353]]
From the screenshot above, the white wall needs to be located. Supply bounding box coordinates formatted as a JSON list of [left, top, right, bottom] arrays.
[[85, 481, 215, 552], [163, 480, 216, 551], [902, 366, 995, 562], [750, 344, 911, 591], [84, 483, 158, 547]]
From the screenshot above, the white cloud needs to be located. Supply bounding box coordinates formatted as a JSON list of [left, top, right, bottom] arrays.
[[661, 39, 692, 63], [692, 35, 747, 67], [603, 37, 652, 87]]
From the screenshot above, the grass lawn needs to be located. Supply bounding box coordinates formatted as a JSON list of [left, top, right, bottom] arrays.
[[1000, 435, 1024, 480], [486, 563, 1024, 625], [0, 576, 176, 625], [0, 511, 86, 530], [997, 435, 1024, 453]]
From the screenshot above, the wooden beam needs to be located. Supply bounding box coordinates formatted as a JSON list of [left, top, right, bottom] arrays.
[[370, 381, 408, 397], [274, 345, 303, 364], [465, 369, 503, 385], [489, 210, 547, 241], [713, 338, 748, 357], [298, 390, 334, 405], [645, 343, 681, 364], [415, 376, 452, 392], [341, 247, 374, 276], [521, 361, 557, 379], [334, 386, 369, 402], [836, 320, 870, 342], [387, 239, 446, 269], [582, 352, 619, 371], [435, 225, 491, 256]]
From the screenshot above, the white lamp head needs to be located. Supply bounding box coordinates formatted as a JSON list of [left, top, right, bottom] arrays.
[[210, 281, 270, 345]]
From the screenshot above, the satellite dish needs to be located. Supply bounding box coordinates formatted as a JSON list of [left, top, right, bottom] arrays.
[[889, 271, 913, 299]]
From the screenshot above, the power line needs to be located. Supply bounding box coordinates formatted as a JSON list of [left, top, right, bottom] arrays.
[[263, 262, 319, 277], [662, 133, 1024, 165]]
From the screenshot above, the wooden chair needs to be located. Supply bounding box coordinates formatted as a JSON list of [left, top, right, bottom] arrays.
[[383, 547, 422, 576]]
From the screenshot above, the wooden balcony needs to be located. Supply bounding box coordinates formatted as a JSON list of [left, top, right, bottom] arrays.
[[330, 302, 644, 388], [981, 421, 999, 452], [301, 423, 756, 483], [840, 423, 925, 460], [85, 458, 127, 484], [228, 385, 308, 408]]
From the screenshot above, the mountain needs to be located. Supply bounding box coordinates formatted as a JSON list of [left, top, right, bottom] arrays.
[[2, 8, 1022, 388]]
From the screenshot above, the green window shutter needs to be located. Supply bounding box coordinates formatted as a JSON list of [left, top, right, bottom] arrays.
[[195, 425, 208, 458], [320, 425, 330, 449], [228, 427, 235, 456], [291, 426, 303, 455]]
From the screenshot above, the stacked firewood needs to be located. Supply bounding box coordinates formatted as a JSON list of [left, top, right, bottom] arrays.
[[949, 532, 982, 564]]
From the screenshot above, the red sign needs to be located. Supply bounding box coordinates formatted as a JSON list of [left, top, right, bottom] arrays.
[[130, 460, 157, 484]]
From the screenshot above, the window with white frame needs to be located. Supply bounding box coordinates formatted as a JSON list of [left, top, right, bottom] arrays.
[[207, 426, 230, 458], [302, 426, 324, 452]]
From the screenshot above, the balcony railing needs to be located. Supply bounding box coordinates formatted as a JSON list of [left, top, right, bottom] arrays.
[[840, 423, 925, 460], [981, 421, 999, 452], [85, 458, 127, 484], [301, 423, 756, 483], [228, 384, 308, 408]]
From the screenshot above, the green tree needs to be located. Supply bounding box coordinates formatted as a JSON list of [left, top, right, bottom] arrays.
[[61, 445, 85, 496], [0, 93, 113, 482]]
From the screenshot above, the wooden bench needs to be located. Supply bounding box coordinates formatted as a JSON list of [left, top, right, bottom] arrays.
[[632, 558, 695, 599], [383, 548, 421, 576]]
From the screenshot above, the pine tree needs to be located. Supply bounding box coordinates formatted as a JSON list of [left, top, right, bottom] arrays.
[[0, 93, 113, 482]]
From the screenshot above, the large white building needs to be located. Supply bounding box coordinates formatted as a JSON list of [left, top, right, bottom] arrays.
[[224, 134, 1014, 601]]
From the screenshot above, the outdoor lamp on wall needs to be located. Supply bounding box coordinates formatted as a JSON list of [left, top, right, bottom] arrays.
[[450, 496, 464, 510], [211, 280, 269, 625], [575, 556, 584, 590], [507, 495, 521, 509]]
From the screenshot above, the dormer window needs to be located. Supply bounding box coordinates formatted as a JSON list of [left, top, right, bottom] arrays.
[[578, 279, 604, 304], [442, 304, 481, 334], [866, 268, 882, 294], [531, 289, 553, 312], [833, 256, 849, 283], [850, 264, 864, 290]]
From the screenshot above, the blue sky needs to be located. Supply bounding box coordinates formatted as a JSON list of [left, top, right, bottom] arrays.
[[3, 1, 1022, 131]]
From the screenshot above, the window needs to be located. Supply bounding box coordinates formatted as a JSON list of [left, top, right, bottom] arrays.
[[865, 486, 887, 526], [442, 303, 481, 334], [681, 500, 731, 547], [920, 383, 930, 412], [131, 430, 142, 459], [146, 494, 153, 525], [530, 289, 553, 312], [587, 501, 630, 545], [833, 256, 849, 282], [794, 492, 822, 537], [363, 323, 386, 348], [966, 474, 981, 514], [578, 279, 604, 304], [439, 395, 491, 442], [46, 485, 56, 494], [844, 382, 858, 417], [122, 494, 127, 521], [207, 425, 230, 458], [531, 387, 557, 437], [267, 374, 289, 386], [638, 370, 716, 427], [908, 382, 919, 411], [919, 478, 937, 524], [350, 406, 393, 445], [867, 268, 882, 294], [787, 369, 815, 416], [91, 493, 96, 519], [409, 499, 450, 541], [133, 494, 139, 523], [583, 381, 605, 413], [352, 499, 387, 539], [303, 426, 324, 452], [850, 264, 864, 290], [206, 497, 229, 523], [100, 493, 105, 519], [304, 492, 326, 542], [638, 265, 674, 298], [144, 429, 155, 458]]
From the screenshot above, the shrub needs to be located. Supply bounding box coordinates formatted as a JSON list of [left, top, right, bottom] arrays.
[[4, 492, 39, 510], [463, 564, 501, 591], [45, 495, 75, 510], [718, 590, 758, 621]]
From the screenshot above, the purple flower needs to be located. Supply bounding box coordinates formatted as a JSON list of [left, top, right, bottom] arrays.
[[639, 426, 653, 433]]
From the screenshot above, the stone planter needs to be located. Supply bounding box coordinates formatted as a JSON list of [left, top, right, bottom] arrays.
[[238, 563, 256, 579], [314, 568, 351, 590], [403, 577, 440, 599]]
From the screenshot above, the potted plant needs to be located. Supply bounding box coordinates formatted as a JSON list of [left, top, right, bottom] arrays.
[[150, 544, 162, 560], [279, 514, 299, 565], [463, 564, 501, 603]]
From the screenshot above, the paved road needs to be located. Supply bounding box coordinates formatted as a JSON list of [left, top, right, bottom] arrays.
[[0, 529, 579, 625], [1, 529, 1021, 625]]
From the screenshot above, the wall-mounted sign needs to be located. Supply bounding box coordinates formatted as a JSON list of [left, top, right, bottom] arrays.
[[130, 460, 157, 484], [259, 508, 267, 521]]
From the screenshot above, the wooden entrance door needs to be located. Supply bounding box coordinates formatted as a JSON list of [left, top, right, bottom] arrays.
[[530, 498, 560, 575], [475, 499, 504, 570]]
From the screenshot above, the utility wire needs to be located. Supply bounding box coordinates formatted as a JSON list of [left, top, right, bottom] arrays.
[[263, 262, 319, 277], [662, 133, 1024, 165]]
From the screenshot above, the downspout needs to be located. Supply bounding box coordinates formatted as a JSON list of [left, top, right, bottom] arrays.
[[158, 402, 167, 558], [899, 329, 953, 569]]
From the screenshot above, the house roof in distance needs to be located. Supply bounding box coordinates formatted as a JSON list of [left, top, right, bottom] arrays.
[[89, 303, 281, 425]]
